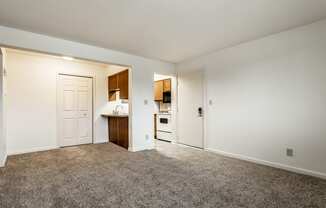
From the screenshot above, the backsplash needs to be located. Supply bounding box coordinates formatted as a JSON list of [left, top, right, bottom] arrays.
[[103, 92, 129, 114], [154, 101, 171, 113]]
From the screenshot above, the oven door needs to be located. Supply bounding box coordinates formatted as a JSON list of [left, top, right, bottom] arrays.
[[156, 114, 172, 132]]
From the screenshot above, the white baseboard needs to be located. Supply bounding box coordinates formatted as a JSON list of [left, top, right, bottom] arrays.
[[0, 154, 7, 167], [93, 139, 108, 144], [205, 148, 326, 180], [128, 144, 155, 152], [8, 146, 58, 156]]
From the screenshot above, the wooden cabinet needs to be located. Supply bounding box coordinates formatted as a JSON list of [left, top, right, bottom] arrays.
[[109, 117, 118, 144], [163, 79, 171, 92], [108, 117, 128, 149], [118, 117, 128, 149], [118, 70, 128, 99], [108, 69, 129, 101], [108, 74, 118, 91], [154, 79, 171, 101], [154, 80, 163, 101]]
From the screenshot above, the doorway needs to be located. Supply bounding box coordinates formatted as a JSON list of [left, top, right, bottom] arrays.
[[57, 74, 93, 147], [153, 74, 176, 143], [177, 70, 204, 148]]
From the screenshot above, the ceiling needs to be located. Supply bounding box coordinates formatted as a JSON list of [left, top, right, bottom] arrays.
[[1, 0, 326, 63]]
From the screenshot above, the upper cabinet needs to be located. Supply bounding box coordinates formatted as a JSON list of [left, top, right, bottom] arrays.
[[154, 79, 171, 101], [163, 79, 171, 92], [118, 70, 128, 99], [108, 74, 118, 91], [108, 69, 129, 101], [154, 80, 163, 101]]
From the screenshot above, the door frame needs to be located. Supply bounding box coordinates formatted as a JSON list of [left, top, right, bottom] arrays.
[[56, 73, 95, 147], [176, 68, 207, 149]]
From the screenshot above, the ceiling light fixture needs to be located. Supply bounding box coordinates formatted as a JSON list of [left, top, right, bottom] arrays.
[[62, 56, 74, 61]]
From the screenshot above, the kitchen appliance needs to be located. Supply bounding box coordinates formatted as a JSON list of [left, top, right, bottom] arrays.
[[156, 113, 173, 141], [163, 91, 171, 103]]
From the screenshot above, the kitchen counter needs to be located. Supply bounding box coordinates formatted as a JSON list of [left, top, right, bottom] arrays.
[[101, 113, 128, 118]]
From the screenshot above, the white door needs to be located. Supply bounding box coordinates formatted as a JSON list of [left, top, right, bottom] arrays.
[[177, 70, 204, 148], [58, 75, 93, 147]]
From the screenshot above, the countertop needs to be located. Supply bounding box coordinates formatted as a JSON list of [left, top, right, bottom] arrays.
[[101, 113, 128, 118]]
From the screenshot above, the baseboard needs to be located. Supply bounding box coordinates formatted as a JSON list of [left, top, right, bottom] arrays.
[[128, 144, 155, 152], [93, 139, 108, 144], [205, 148, 326, 180], [8, 146, 58, 156], [0, 154, 7, 167]]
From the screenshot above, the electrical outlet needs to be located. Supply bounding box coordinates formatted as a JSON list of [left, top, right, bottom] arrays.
[[209, 99, 213, 105], [144, 99, 148, 105], [286, 148, 294, 157]]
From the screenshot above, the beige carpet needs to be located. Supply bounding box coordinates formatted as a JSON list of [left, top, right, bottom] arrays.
[[0, 141, 325, 208]]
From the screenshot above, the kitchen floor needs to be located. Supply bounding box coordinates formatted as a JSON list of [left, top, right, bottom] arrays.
[[0, 141, 325, 208]]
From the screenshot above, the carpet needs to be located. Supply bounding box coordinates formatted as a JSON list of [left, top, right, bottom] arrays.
[[0, 141, 325, 208]]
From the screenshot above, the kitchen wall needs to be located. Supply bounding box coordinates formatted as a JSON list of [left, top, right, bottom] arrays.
[[0, 26, 174, 153], [177, 19, 326, 178], [0, 48, 7, 166], [5, 49, 110, 154]]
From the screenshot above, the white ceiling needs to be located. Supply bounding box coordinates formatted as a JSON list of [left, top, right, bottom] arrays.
[[1, 0, 326, 63]]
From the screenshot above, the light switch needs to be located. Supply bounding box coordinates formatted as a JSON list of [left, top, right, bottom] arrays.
[[144, 99, 148, 105], [209, 99, 213, 105]]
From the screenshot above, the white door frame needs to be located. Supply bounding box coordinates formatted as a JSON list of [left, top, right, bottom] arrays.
[[56, 73, 95, 147]]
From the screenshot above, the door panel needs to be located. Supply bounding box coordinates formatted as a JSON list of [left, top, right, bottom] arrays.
[[109, 117, 118, 144], [58, 75, 93, 147], [78, 91, 88, 110], [62, 119, 75, 146], [76, 77, 92, 145], [118, 117, 128, 149], [63, 90, 74, 110], [177, 70, 204, 148]]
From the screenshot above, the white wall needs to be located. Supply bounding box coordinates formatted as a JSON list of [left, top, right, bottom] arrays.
[[0, 48, 7, 166], [177, 19, 326, 178], [6, 49, 110, 154], [0, 26, 175, 153]]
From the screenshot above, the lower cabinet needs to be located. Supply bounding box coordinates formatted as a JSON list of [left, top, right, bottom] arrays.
[[109, 117, 129, 149]]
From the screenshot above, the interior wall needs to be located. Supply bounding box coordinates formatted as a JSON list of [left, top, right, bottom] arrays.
[[5, 49, 110, 154], [0, 48, 7, 166], [177, 19, 326, 178], [0, 26, 175, 152]]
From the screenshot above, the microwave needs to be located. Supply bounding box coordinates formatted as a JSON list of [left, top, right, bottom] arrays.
[[163, 91, 171, 103]]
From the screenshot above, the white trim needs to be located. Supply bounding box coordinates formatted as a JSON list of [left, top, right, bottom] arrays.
[[175, 142, 203, 150], [0, 154, 7, 167], [8, 146, 58, 156], [128, 144, 155, 152], [93, 139, 108, 144], [202, 67, 207, 149], [205, 148, 326, 180]]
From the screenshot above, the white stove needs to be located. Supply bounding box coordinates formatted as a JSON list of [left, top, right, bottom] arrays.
[[156, 113, 173, 142]]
